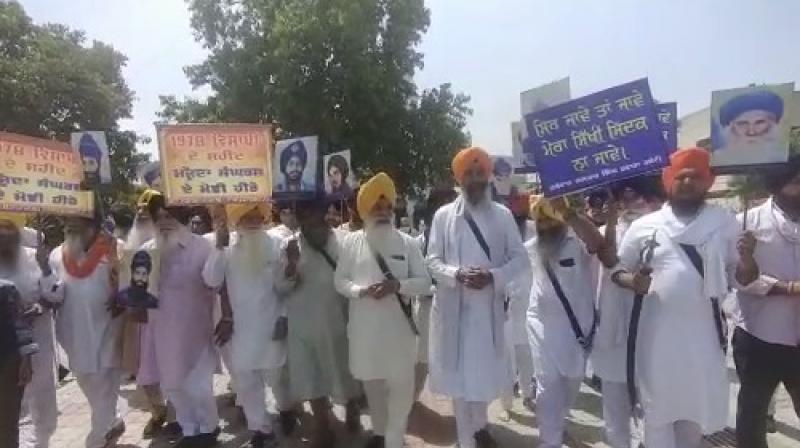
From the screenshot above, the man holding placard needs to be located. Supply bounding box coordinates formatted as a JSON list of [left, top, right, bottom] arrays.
[[426, 147, 530, 448], [611, 148, 739, 448], [733, 156, 800, 448]]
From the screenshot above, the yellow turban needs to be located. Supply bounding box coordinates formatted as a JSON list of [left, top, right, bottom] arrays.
[[452, 147, 492, 184], [137, 189, 162, 208], [529, 195, 564, 224], [0, 212, 26, 230], [225, 203, 271, 226], [357, 172, 397, 218]]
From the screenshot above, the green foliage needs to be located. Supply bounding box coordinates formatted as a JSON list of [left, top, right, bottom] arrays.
[[160, 0, 471, 194], [0, 0, 149, 206]]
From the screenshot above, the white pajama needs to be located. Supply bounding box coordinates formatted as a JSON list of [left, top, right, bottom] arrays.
[[19, 313, 58, 448], [535, 366, 582, 448], [602, 379, 634, 448], [515, 344, 535, 399], [233, 368, 286, 433], [163, 347, 218, 436], [453, 400, 490, 448], [362, 371, 415, 448], [74, 369, 125, 448], [644, 420, 703, 448]]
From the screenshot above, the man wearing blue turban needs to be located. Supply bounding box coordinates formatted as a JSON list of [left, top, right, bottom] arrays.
[[79, 133, 104, 186], [715, 89, 788, 166], [276, 140, 313, 193]]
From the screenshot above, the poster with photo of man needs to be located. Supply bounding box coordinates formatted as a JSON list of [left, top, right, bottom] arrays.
[[274, 136, 318, 197], [71, 131, 112, 186], [323, 150, 356, 200], [490, 156, 515, 200], [711, 82, 794, 168]]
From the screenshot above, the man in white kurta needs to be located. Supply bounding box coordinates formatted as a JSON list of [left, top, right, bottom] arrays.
[[335, 173, 432, 448], [526, 196, 610, 448], [591, 178, 662, 448], [204, 203, 284, 447], [427, 147, 530, 448], [612, 148, 737, 448], [275, 200, 361, 445], [0, 214, 59, 448], [46, 217, 127, 448]]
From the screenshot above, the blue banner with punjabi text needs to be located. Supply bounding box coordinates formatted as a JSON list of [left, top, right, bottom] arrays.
[[656, 102, 678, 154], [523, 78, 668, 197]]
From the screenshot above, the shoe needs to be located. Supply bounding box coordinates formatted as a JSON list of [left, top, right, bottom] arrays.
[[345, 400, 363, 433], [142, 407, 167, 438], [279, 410, 299, 436], [163, 421, 183, 439], [250, 430, 278, 448], [767, 415, 778, 433], [195, 429, 219, 447], [522, 396, 536, 413], [365, 435, 385, 448], [175, 435, 199, 448], [474, 428, 498, 448], [103, 421, 126, 447]]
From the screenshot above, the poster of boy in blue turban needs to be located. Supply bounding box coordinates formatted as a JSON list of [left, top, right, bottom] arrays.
[[711, 83, 794, 168], [71, 131, 112, 186]]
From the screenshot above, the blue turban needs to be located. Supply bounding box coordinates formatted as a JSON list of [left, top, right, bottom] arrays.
[[719, 90, 784, 127], [280, 140, 308, 174], [493, 158, 512, 176], [79, 134, 102, 161], [131, 250, 152, 273]]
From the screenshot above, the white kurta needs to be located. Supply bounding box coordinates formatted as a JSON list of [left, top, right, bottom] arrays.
[[203, 231, 286, 372], [526, 233, 597, 380], [426, 197, 531, 401], [334, 229, 432, 381], [618, 204, 737, 433], [592, 219, 636, 382], [49, 246, 121, 374]]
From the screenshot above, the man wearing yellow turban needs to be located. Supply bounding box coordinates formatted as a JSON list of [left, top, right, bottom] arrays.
[[426, 147, 531, 448], [0, 213, 60, 448], [335, 173, 432, 448], [205, 202, 288, 446], [525, 194, 614, 448]]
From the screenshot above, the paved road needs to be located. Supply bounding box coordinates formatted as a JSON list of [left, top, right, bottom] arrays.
[[31, 367, 799, 447]]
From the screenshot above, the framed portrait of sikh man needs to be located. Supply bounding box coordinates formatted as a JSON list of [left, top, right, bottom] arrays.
[[323, 150, 357, 200], [71, 131, 112, 186], [710, 82, 794, 169], [490, 156, 516, 200], [273, 136, 319, 198]]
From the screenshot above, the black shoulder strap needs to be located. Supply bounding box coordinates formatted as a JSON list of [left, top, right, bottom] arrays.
[[543, 262, 596, 350], [372, 250, 419, 336], [678, 243, 727, 351], [679, 243, 704, 278], [305, 237, 337, 270], [463, 211, 491, 261], [423, 227, 431, 257]]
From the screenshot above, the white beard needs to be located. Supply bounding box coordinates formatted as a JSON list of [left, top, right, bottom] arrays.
[[63, 234, 88, 261], [230, 230, 268, 277], [365, 220, 396, 254], [125, 219, 155, 251]]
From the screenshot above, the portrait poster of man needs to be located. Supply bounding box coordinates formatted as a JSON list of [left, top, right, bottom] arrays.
[[323, 150, 356, 200], [490, 156, 515, 199], [710, 82, 794, 168], [273, 136, 318, 197], [71, 131, 112, 186], [116, 250, 158, 309], [137, 161, 162, 190]]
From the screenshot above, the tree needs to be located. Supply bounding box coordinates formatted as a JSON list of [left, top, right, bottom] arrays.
[[159, 0, 471, 194], [0, 0, 149, 204]]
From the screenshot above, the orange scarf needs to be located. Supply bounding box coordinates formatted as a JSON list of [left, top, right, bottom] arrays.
[[63, 234, 116, 280]]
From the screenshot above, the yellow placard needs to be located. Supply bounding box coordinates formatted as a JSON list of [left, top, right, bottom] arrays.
[[158, 124, 273, 205], [0, 132, 93, 217]]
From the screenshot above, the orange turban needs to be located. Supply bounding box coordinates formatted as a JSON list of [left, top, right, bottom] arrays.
[[452, 147, 492, 184], [357, 173, 397, 218], [661, 148, 715, 193]]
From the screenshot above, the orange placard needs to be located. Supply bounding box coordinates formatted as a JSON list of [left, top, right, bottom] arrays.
[[158, 124, 273, 205], [0, 132, 93, 217]]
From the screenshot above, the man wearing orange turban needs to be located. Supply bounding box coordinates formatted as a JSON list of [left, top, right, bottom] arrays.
[[610, 147, 742, 448], [426, 147, 531, 448], [335, 173, 432, 448]]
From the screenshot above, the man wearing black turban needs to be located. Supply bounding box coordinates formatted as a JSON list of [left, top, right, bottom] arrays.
[[276, 140, 313, 193], [117, 250, 158, 309]]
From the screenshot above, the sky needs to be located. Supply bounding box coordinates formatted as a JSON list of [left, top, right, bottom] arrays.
[[19, 0, 800, 158]]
